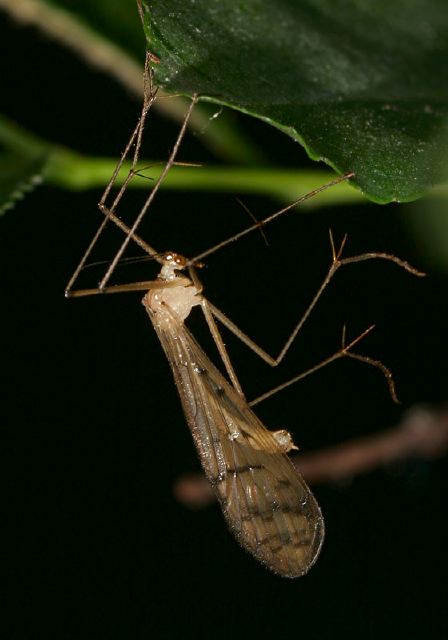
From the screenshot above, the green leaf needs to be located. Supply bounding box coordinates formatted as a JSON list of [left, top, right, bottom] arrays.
[[141, 0, 448, 203]]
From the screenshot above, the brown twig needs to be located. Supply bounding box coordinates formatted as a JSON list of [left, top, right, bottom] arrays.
[[173, 404, 448, 509]]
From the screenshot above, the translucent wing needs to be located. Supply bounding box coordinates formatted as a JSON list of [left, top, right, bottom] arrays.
[[149, 312, 324, 578]]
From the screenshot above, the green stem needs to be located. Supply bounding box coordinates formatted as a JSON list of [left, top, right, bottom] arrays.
[[3, 112, 447, 206], [47, 148, 363, 205]]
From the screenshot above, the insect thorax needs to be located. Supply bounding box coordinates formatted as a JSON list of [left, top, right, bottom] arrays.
[[143, 277, 201, 326]]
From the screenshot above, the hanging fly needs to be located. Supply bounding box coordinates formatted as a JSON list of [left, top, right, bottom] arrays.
[[65, 52, 424, 577]]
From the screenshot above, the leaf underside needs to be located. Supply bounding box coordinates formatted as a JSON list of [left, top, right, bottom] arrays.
[[142, 0, 448, 203]]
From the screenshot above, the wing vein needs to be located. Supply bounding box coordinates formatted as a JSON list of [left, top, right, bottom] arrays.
[[146, 304, 324, 577]]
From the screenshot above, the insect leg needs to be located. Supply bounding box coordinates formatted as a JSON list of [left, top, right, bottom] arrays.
[[205, 231, 424, 368]]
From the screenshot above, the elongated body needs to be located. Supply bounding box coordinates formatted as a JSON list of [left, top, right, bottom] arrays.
[[142, 253, 324, 578], [65, 55, 423, 578]]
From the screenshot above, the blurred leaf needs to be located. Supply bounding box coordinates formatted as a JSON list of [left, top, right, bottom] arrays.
[[406, 197, 448, 273], [2, 0, 265, 164], [142, 0, 448, 203]]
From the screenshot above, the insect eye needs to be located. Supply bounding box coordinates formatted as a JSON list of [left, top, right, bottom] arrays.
[[173, 253, 187, 267], [162, 251, 186, 267]]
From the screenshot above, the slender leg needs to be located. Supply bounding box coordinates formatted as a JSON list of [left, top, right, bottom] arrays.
[[248, 325, 399, 406], [200, 299, 245, 397], [98, 93, 198, 291], [65, 51, 160, 295], [64, 50, 423, 405], [97, 53, 159, 238], [188, 265, 245, 396], [205, 231, 424, 367], [66, 52, 199, 294], [188, 251, 403, 404], [198, 281, 398, 405], [193, 233, 423, 404], [186, 173, 355, 266], [66, 278, 187, 299]]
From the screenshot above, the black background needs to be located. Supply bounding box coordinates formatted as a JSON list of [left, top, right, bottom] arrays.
[[2, 9, 447, 640]]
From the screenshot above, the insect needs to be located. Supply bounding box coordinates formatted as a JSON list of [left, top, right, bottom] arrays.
[[66, 52, 424, 577]]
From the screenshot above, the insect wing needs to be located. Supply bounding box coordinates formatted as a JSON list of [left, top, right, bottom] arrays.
[[152, 319, 324, 578]]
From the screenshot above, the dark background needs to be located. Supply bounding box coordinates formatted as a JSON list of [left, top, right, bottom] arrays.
[[2, 9, 447, 640]]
